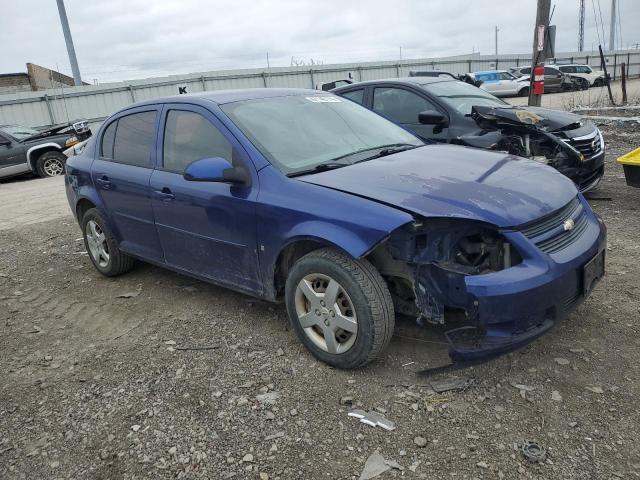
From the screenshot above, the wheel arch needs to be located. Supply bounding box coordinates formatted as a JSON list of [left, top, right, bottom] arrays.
[[268, 221, 403, 301], [26, 143, 63, 171], [76, 197, 97, 224]]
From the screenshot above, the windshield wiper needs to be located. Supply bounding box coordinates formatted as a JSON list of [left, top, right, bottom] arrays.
[[287, 162, 350, 178], [352, 143, 421, 164], [286, 143, 421, 177]]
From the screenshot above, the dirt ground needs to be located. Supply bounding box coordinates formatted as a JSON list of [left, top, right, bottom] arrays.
[[1, 122, 640, 480]]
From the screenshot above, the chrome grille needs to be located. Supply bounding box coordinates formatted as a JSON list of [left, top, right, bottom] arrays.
[[519, 197, 588, 254], [567, 130, 602, 159], [536, 213, 588, 253]]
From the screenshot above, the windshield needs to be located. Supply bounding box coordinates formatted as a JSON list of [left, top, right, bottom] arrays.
[[0, 125, 40, 140], [221, 95, 422, 175], [424, 81, 506, 115]]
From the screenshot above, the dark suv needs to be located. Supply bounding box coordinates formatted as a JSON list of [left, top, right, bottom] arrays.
[[332, 77, 605, 192], [0, 121, 91, 180]]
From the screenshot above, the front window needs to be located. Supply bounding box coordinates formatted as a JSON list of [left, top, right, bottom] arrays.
[[373, 87, 440, 124], [575, 65, 592, 74], [424, 81, 506, 115], [221, 95, 422, 175], [0, 125, 40, 140]]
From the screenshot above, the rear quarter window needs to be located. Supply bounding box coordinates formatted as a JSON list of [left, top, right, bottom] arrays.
[[340, 89, 365, 105], [100, 120, 117, 159]]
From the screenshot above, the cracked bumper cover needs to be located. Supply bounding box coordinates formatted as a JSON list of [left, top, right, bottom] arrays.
[[416, 209, 607, 362]]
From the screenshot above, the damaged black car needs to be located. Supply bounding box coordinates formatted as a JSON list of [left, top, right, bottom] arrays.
[[332, 77, 605, 192]]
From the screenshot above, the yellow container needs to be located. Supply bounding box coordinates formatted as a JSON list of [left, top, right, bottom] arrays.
[[617, 147, 640, 187]]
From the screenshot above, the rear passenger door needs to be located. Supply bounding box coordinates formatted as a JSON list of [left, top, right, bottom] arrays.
[[372, 86, 448, 142], [149, 104, 260, 293], [91, 107, 164, 261]]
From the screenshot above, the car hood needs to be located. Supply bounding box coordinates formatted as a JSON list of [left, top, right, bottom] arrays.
[[471, 105, 583, 131], [298, 144, 577, 228]]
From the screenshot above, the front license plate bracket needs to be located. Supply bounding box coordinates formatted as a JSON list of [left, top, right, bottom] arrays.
[[583, 250, 605, 296]]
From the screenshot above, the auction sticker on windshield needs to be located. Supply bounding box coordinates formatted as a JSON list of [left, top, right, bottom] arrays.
[[306, 97, 342, 103]]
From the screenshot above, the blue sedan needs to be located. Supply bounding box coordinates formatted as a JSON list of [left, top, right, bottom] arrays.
[[65, 89, 606, 369]]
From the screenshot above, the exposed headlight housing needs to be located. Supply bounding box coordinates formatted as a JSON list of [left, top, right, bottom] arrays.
[[389, 219, 521, 275]]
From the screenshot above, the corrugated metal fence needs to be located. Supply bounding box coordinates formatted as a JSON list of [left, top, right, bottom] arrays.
[[1, 49, 638, 130]]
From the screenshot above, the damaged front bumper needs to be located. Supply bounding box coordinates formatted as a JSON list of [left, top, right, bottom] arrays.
[[414, 199, 606, 363]]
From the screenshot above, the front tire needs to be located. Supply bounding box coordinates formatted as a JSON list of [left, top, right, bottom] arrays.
[[284, 248, 395, 369], [35, 151, 66, 177], [518, 86, 530, 97], [82, 208, 135, 277]]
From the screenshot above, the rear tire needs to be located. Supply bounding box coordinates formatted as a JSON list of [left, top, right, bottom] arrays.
[[284, 248, 395, 369], [82, 208, 135, 277], [35, 151, 66, 177]]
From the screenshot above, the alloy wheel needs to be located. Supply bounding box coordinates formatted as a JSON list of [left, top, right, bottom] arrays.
[[86, 220, 110, 268], [294, 273, 358, 354], [43, 158, 64, 176]]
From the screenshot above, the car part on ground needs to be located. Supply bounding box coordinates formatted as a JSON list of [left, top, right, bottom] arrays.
[[332, 78, 605, 192], [348, 409, 396, 430], [0, 120, 92, 180], [65, 88, 606, 369], [617, 147, 640, 187]]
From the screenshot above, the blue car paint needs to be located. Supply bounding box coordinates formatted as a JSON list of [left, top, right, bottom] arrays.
[[65, 88, 606, 363], [299, 144, 577, 227]]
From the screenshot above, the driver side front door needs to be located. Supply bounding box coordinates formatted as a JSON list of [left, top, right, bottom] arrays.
[[371, 86, 449, 142], [149, 104, 261, 294]]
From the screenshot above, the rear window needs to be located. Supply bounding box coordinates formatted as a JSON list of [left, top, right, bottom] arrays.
[[112, 111, 157, 168]]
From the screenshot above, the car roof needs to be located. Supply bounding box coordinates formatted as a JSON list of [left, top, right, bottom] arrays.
[[126, 88, 322, 109], [332, 77, 455, 91], [473, 70, 508, 74]]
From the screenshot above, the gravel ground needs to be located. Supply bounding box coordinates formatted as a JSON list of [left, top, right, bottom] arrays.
[[1, 125, 639, 480]]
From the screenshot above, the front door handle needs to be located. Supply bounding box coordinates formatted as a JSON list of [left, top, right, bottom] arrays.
[[154, 187, 175, 201], [95, 175, 112, 189]]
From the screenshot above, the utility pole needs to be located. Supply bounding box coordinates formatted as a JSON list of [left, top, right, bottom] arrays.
[[578, 0, 585, 51], [609, 0, 616, 51], [55, 0, 82, 86], [528, 0, 551, 106], [494, 26, 499, 56]]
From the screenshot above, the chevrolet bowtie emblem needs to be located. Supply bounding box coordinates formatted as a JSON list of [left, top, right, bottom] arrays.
[[563, 219, 575, 231]]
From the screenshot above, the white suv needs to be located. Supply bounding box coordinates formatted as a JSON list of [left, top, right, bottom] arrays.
[[470, 70, 530, 97], [554, 64, 606, 89]]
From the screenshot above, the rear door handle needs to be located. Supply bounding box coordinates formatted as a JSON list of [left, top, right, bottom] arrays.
[[95, 175, 112, 189], [154, 187, 175, 201]]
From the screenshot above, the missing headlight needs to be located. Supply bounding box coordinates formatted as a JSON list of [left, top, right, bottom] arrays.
[[454, 230, 520, 274]]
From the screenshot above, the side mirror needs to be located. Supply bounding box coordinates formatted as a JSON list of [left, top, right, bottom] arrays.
[[184, 157, 251, 186], [0, 138, 10, 146], [418, 110, 448, 126]]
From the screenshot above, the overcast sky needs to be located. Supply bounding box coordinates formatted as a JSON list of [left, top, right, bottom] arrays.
[[1, 0, 638, 83]]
